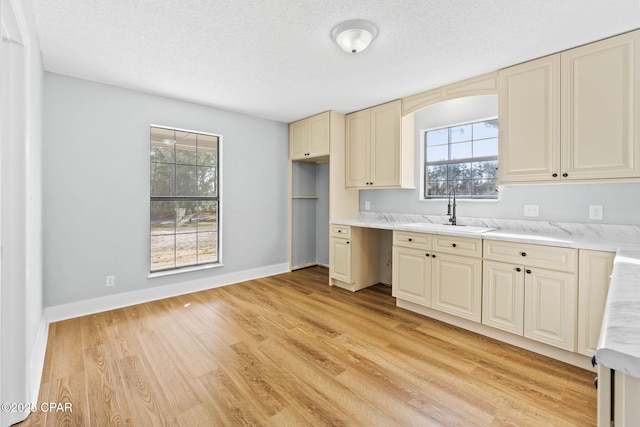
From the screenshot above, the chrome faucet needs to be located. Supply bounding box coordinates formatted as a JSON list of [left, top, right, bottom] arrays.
[[447, 187, 457, 226]]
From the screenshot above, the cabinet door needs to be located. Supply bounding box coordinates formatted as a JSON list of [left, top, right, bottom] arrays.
[[482, 261, 524, 335], [330, 237, 351, 283], [614, 371, 640, 427], [370, 100, 402, 187], [392, 246, 431, 306], [524, 268, 577, 351], [289, 120, 309, 160], [308, 112, 330, 157], [498, 55, 561, 182], [432, 253, 482, 322], [561, 31, 640, 179], [578, 250, 615, 356], [345, 109, 370, 187]]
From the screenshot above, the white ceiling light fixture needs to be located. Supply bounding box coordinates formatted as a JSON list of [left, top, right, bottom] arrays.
[[331, 19, 378, 54]]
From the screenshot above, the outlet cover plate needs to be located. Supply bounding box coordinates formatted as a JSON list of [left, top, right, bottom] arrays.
[[589, 205, 604, 220], [524, 205, 539, 217]]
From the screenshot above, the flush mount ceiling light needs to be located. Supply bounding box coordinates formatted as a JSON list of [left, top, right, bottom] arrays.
[[331, 19, 378, 54]]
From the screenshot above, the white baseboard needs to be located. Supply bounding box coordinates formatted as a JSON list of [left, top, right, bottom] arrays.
[[45, 262, 289, 323]]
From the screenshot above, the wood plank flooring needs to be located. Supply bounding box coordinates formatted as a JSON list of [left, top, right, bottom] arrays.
[[17, 266, 597, 426]]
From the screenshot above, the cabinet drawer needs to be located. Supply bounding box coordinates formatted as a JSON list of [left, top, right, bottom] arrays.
[[433, 235, 482, 258], [393, 231, 431, 250], [331, 225, 351, 238], [483, 240, 577, 273]]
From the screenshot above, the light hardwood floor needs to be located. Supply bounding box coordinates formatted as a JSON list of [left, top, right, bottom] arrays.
[[17, 266, 596, 426]]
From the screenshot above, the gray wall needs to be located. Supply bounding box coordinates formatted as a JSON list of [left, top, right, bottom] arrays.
[[361, 97, 640, 226], [43, 73, 289, 307], [292, 162, 317, 267], [290, 161, 329, 268]]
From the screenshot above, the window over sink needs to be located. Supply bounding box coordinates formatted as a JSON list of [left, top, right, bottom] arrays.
[[423, 118, 498, 199]]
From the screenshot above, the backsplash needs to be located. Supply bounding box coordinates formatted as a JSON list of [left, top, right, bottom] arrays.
[[360, 182, 640, 226]]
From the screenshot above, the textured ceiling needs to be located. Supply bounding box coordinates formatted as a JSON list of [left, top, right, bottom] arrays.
[[32, 0, 640, 123]]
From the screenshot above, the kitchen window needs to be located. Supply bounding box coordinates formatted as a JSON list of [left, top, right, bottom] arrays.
[[150, 126, 221, 273], [423, 118, 498, 199]]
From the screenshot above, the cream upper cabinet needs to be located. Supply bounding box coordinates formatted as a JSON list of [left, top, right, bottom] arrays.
[[498, 54, 561, 182], [499, 30, 640, 183], [345, 109, 370, 186], [561, 31, 640, 180], [346, 100, 414, 189], [370, 101, 402, 187], [289, 111, 330, 160], [578, 250, 615, 356]]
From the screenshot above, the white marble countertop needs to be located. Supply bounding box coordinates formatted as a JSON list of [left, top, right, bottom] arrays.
[[596, 249, 640, 379], [332, 213, 640, 251], [332, 212, 640, 378]]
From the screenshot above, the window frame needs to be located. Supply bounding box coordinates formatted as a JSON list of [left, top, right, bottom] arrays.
[[421, 117, 499, 200], [149, 124, 223, 275]]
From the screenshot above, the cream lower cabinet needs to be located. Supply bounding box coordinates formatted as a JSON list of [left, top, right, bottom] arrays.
[[431, 235, 483, 322], [392, 230, 433, 306], [483, 260, 525, 335], [578, 250, 615, 356], [392, 246, 483, 322], [613, 371, 640, 426], [392, 246, 432, 306], [597, 366, 640, 427], [330, 225, 379, 292], [483, 240, 577, 351], [431, 253, 482, 322], [484, 262, 577, 350], [330, 233, 351, 283], [524, 267, 577, 351], [392, 231, 482, 322]]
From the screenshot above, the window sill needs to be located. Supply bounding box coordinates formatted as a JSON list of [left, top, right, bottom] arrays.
[[148, 262, 224, 279]]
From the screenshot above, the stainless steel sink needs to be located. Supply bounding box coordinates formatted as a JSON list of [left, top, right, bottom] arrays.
[[400, 223, 495, 234]]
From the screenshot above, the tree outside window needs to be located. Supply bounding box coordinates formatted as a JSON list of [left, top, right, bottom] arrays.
[[424, 119, 498, 199], [150, 126, 220, 272]]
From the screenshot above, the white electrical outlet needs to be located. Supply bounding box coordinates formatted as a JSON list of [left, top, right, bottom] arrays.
[[106, 275, 115, 287], [524, 205, 539, 217], [364, 200, 371, 210], [590, 205, 604, 220]]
